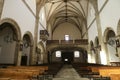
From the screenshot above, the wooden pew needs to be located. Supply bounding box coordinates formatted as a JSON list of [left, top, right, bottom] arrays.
[[8, 66, 48, 71], [0, 71, 33, 79], [88, 66, 120, 80], [72, 63, 111, 79], [72, 62, 120, 80], [110, 74, 120, 80], [0, 66, 48, 79], [0, 78, 11, 80], [7, 66, 48, 75], [99, 68, 120, 80]]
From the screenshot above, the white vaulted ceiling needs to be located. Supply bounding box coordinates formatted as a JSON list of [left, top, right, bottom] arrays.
[[44, 0, 89, 34]]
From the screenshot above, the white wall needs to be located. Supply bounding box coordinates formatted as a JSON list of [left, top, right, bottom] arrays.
[[88, 20, 98, 42], [87, 3, 95, 27], [53, 22, 81, 40], [87, 0, 120, 64], [99, 0, 120, 35], [1, 0, 35, 37], [87, 2, 98, 42], [107, 45, 120, 62], [98, 0, 106, 11], [0, 34, 16, 64], [38, 6, 47, 42], [88, 0, 120, 41], [39, 7, 46, 29], [0, 27, 17, 64], [25, 0, 36, 15]]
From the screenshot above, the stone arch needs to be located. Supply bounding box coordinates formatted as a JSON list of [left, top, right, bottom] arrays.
[[21, 31, 33, 65], [0, 18, 22, 65], [48, 46, 87, 63], [38, 41, 45, 54], [117, 19, 120, 35], [0, 18, 21, 40], [0, 0, 4, 18], [103, 27, 115, 43], [37, 41, 46, 64], [24, 31, 34, 46], [103, 27, 120, 65]]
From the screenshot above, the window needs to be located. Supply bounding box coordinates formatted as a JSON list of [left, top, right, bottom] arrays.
[[65, 59, 68, 61], [65, 35, 69, 41], [74, 51, 80, 57], [55, 51, 61, 57]]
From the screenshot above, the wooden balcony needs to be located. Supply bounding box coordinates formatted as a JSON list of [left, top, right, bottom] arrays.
[[47, 39, 88, 45]]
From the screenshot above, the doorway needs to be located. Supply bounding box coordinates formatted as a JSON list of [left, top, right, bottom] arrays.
[[21, 55, 27, 65], [61, 51, 74, 64]]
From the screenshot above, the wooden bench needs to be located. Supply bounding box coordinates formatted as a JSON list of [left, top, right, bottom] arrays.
[[0, 71, 33, 79], [0, 66, 48, 79], [71, 63, 120, 80], [8, 66, 48, 74], [110, 74, 120, 80], [88, 66, 120, 80], [99, 68, 120, 80], [0, 78, 11, 80]]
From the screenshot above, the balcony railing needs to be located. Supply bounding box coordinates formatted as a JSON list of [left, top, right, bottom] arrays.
[[47, 39, 88, 45]]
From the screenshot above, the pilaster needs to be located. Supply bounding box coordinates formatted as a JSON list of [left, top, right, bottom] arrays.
[[16, 41, 23, 66]]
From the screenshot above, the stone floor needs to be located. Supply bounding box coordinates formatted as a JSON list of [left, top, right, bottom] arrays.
[[53, 64, 89, 80]]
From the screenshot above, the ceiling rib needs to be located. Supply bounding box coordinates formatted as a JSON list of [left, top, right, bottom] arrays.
[[44, 0, 88, 37]]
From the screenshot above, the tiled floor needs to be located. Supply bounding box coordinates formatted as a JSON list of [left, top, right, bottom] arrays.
[[53, 65, 89, 80]]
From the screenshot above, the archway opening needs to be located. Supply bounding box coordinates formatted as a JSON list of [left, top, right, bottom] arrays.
[[61, 51, 74, 64], [21, 34, 31, 66], [0, 23, 18, 65], [106, 30, 120, 65], [49, 47, 88, 64]]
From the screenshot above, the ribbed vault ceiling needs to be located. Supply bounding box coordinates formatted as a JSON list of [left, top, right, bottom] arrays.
[[44, 0, 89, 33]]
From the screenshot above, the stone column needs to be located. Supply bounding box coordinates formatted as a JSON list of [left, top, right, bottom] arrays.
[[96, 48, 101, 64], [17, 41, 23, 66], [43, 50, 48, 63], [29, 45, 33, 65], [95, 13, 109, 64], [31, 16, 39, 65], [93, 1, 109, 64]]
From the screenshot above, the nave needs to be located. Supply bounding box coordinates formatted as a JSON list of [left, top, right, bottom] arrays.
[[53, 64, 89, 80], [0, 62, 120, 80]]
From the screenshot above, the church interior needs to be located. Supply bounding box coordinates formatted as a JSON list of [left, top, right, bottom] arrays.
[[0, 0, 120, 80]]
